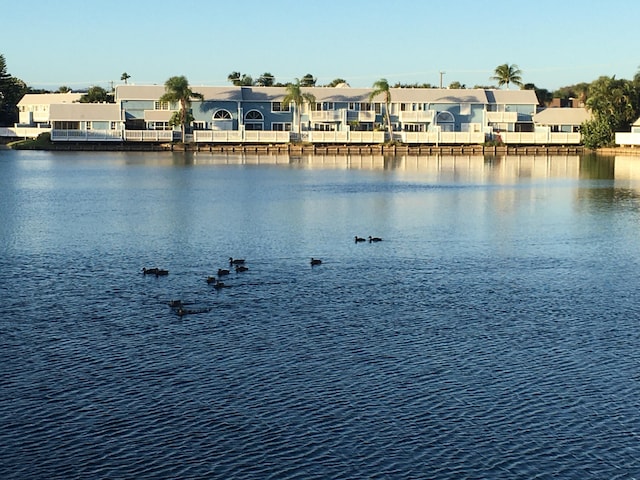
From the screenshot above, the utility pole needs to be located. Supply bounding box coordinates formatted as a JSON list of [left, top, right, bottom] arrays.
[[439, 71, 446, 89]]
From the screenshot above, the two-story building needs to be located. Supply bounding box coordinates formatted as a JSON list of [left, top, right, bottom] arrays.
[[7, 84, 586, 145]]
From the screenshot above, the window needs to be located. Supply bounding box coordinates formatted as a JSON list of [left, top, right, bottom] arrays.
[[213, 110, 232, 120], [154, 101, 170, 110], [192, 121, 206, 130], [404, 124, 425, 132], [313, 123, 336, 131], [271, 102, 290, 112], [315, 102, 334, 111], [86, 122, 92, 130], [110, 122, 118, 130], [53, 121, 79, 130], [245, 110, 264, 130], [245, 110, 263, 120], [374, 103, 382, 114], [460, 103, 471, 116], [272, 122, 292, 131]]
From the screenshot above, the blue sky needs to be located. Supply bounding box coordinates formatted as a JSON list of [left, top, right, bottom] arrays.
[[2, 0, 638, 92]]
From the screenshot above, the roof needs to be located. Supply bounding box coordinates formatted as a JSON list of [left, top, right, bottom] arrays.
[[389, 88, 488, 104], [533, 107, 591, 125], [49, 103, 121, 121], [485, 89, 539, 105], [18, 93, 83, 106], [116, 85, 243, 102]]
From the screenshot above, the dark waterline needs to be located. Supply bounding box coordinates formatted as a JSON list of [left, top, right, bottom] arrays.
[[1, 150, 640, 479]]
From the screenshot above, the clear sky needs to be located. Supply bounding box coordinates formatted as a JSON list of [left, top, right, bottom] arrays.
[[2, 0, 638, 92]]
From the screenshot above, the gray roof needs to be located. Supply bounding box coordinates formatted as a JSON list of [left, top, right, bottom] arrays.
[[533, 107, 591, 125], [18, 92, 83, 106], [50, 103, 121, 121], [110, 84, 538, 105], [486, 89, 538, 104]]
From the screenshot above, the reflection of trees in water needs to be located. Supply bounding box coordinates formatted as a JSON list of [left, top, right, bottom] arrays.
[[579, 152, 615, 180]]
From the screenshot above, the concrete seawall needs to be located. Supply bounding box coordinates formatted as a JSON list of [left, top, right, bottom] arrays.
[[31, 142, 587, 156]]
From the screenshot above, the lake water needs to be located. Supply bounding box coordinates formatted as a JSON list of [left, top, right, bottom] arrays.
[[2, 149, 640, 479]]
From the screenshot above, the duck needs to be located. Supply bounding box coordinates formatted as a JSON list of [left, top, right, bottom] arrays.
[[206, 276, 217, 284], [217, 268, 231, 276], [142, 267, 159, 275], [212, 280, 227, 289], [355, 236, 366, 243], [235, 265, 249, 272], [229, 257, 246, 265], [155, 269, 169, 276], [310, 258, 322, 266], [368, 236, 383, 243], [168, 299, 183, 308]]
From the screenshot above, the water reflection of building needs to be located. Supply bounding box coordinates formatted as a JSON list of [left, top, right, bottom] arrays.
[[300, 154, 581, 180], [614, 156, 640, 180]]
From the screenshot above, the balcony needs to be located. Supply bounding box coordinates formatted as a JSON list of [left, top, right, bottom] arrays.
[[310, 110, 343, 122], [346, 111, 376, 122], [486, 111, 518, 123], [399, 110, 435, 123]]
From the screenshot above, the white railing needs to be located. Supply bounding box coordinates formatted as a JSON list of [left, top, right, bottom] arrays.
[[348, 131, 385, 143], [52, 129, 123, 141], [399, 110, 435, 123], [244, 131, 291, 143], [310, 110, 343, 122], [306, 131, 349, 143], [500, 130, 581, 145], [193, 130, 243, 142], [487, 111, 518, 123], [347, 111, 376, 122], [124, 130, 173, 142], [616, 132, 640, 146], [0, 126, 51, 138]]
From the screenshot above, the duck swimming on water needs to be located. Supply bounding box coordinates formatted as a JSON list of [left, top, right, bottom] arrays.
[[310, 258, 322, 266]]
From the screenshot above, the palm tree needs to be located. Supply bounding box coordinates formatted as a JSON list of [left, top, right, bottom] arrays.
[[159, 76, 204, 143], [281, 78, 316, 139], [369, 78, 393, 140], [121, 72, 131, 84], [491, 64, 523, 89]]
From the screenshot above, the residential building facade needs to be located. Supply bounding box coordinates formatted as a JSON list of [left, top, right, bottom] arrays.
[[4, 84, 590, 145]]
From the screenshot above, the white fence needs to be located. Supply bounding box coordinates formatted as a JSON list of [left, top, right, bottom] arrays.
[[0, 126, 51, 138], [615, 132, 640, 146], [52, 129, 123, 141], [123, 130, 174, 142]]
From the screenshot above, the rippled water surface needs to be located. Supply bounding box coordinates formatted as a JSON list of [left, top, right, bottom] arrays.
[[2, 150, 640, 479]]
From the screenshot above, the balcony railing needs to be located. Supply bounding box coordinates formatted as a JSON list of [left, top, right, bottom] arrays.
[[310, 110, 343, 122], [346, 111, 376, 122], [486, 111, 518, 123], [399, 110, 435, 123]]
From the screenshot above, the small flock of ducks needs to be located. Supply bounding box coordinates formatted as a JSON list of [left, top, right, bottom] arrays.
[[143, 237, 383, 316], [355, 236, 383, 243]]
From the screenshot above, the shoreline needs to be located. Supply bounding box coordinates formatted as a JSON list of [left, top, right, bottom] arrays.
[[7, 141, 591, 156]]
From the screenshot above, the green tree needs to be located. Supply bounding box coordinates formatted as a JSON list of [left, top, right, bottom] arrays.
[[300, 73, 316, 87], [121, 72, 131, 84], [57, 85, 72, 93], [255, 73, 275, 87], [227, 71, 253, 86], [281, 78, 316, 138], [80, 86, 112, 103], [159, 75, 204, 142], [0, 54, 27, 126], [327, 78, 348, 87], [449, 81, 466, 89], [524, 83, 552, 107], [369, 78, 393, 140], [491, 63, 523, 89], [582, 75, 640, 148]]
